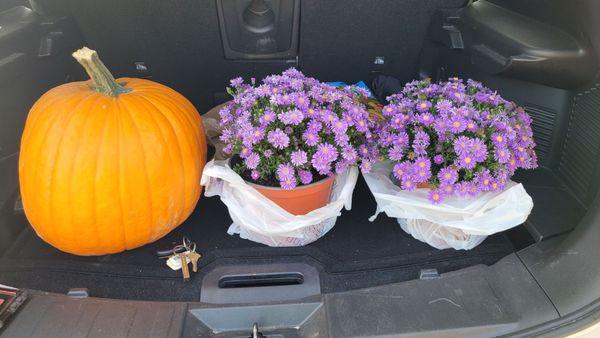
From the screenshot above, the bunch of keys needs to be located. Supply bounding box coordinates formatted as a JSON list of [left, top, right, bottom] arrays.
[[158, 237, 201, 282]]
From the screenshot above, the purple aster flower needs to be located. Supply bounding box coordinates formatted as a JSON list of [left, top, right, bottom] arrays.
[[401, 179, 416, 191], [307, 120, 322, 132], [250, 170, 260, 181], [416, 101, 432, 112], [302, 130, 320, 146], [263, 149, 273, 158], [413, 143, 427, 156], [433, 154, 444, 165], [465, 119, 478, 132], [267, 129, 290, 149], [417, 113, 435, 125], [321, 110, 338, 125], [494, 146, 510, 163], [506, 156, 517, 174], [428, 189, 444, 204], [276, 163, 295, 181], [394, 132, 410, 148], [335, 161, 349, 174], [491, 132, 506, 146], [360, 161, 373, 173], [413, 156, 431, 172], [331, 119, 348, 134], [230, 77, 244, 87], [467, 79, 484, 90], [449, 116, 466, 133], [433, 118, 449, 134], [334, 133, 350, 146], [355, 119, 369, 133], [298, 170, 313, 185], [219, 107, 232, 125], [413, 130, 429, 156], [280, 177, 297, 190], [245, 152, 260, 169], [474, 92, 490, 103], [260, 109, 276, 125], [280, 108, 304, 125], [341, 146, 358, 162], [414, 130, 430, 146], [436, 100, 453, 115], [453, 136, 471, 155], [475, 169, 493, 191], [424, 84, 440, 97], [389, 114, 406, 130], [219, 128, 234, 143], [306, 107, 318, 117], [440, 183, 455, 196], [470, 137, 488, 161], [458, 153, 476, 169], [438, 167, 458, 184], [455, 182, 471, 197], [239, 146, 253, 159], [449, 91, 466, 103], [290, 150, 308, 166], [413, 166, 431, 183], [251, 128, 264, 143], [489, 178, 501, 191], [487, 93, 501, 105], [467, 182, 480, 196], [379, 131, 395, 147], [456, 106, 472, 118], [311, 157, 331, 175], [382, 105, 398, 116], [358, 144, 370, 158], [388, 145, 404, 161], [294, 94, 309, 109], [316, 143, 338, 162], [393, 162, 410, 180]]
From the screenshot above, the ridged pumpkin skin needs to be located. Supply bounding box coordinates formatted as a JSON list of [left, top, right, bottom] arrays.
[[19, 75, 207, 255]]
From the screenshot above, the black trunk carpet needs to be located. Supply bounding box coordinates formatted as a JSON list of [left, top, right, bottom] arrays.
[[0, 175, 521, 301]]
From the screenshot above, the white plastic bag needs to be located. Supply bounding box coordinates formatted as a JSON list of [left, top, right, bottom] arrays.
[[363, 161, 534, 250], [201, 159, 359, 247]]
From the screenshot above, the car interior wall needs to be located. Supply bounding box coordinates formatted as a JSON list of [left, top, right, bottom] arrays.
[[419, 0, 600, 242], [0, 3, 84, 250], [484, 0, 600, 206], [33, 0, 468, 113]]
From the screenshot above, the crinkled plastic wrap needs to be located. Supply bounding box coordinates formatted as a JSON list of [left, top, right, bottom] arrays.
[[201, 160, 358, 247], [363, 161, 534, 250]]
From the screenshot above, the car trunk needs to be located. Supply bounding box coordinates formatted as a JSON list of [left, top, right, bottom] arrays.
[[0, 0, 599, 336]]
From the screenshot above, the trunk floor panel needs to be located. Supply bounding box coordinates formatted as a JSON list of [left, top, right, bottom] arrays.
[[0, 169, 576, 301]]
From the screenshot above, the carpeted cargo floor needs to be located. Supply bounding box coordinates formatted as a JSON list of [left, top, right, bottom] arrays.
[[0, 173, 535, 301]]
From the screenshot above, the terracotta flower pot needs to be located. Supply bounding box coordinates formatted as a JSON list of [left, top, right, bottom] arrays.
[[416, 182, 432, 189], [249, 176, 335, 215]]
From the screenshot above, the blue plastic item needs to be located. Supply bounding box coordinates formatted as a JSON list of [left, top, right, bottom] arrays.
[[327, 81, 373, 97]]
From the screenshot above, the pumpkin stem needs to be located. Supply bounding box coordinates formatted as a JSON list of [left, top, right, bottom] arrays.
[[72, 47, 130, 97]]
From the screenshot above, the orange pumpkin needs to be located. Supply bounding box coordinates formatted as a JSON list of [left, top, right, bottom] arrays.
[[19, 47, 207, 255]]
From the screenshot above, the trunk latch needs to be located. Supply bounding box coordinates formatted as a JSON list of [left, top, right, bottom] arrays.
[[250, 323, 266, 338]]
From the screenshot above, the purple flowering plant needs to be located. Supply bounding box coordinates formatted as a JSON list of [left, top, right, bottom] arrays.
[[376, 77, 538, 204], [219, 68, 378, 190]]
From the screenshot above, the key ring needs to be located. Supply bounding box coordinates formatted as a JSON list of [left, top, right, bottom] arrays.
[[171, 243, 185, 256], [182, 236, 196, 252]]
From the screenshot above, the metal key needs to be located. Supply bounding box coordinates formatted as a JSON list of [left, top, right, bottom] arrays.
[[187, 251, 201, 273], [179, 253, 190, 282]]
